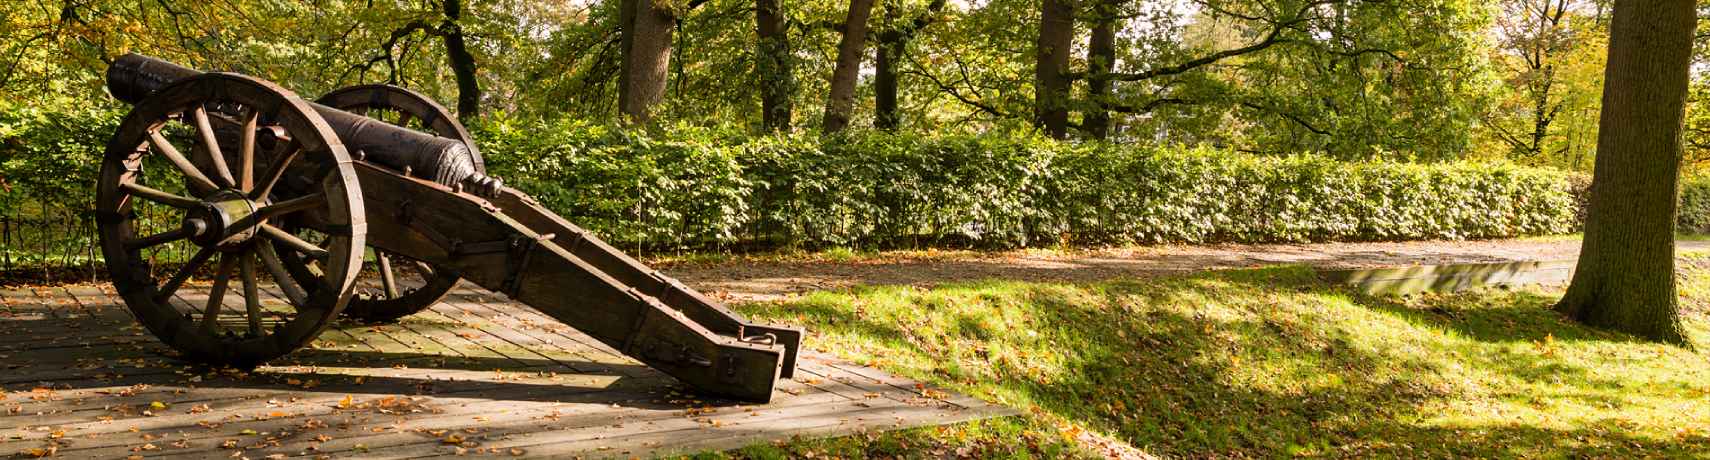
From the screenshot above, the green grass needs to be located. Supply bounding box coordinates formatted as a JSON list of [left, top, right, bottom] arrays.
[[711, 259, 1710, 458]]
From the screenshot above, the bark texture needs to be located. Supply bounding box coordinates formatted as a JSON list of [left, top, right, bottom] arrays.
[[823, 0, 877, 133], [441, 0, 481, 121], [619, 0, 675, 124], [755, 0, 794, 132], [1034, 0, 1074, 139], [873, 0, 945, 131], [1555, 0, 1695, 344], [875, 28, 901, 130], [1083, 0, 1118, 139]]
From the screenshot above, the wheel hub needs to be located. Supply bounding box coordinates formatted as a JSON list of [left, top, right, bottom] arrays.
[[184, 190, 261, 249]]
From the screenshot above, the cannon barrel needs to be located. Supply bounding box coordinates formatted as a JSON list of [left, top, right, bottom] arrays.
[[106, 53, 499, 195]]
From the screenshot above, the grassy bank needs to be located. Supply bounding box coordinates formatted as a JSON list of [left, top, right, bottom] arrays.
[[701, 259, 1710, 457]]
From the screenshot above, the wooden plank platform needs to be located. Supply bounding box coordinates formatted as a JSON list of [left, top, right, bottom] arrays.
[[0, 283, 1014, 459]]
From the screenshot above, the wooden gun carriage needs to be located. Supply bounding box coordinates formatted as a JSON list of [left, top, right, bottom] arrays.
[[95, 54, 801, 402]]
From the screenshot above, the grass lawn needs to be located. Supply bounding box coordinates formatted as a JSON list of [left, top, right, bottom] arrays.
[[693, 257, 1710, 458]]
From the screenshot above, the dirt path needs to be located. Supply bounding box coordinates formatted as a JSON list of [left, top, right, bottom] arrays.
[[663, 239, 1710, 302]]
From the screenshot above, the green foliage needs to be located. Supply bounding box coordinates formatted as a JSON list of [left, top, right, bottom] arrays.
[[0, 99, 119, 214], [1679, 175, 1710, 234], [474, 117, 1584, 249]]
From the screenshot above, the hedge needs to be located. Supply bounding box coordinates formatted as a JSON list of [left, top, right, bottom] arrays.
[[0, 106, 1654, 254], [474, 117, 1588, 249], [1680, 176, 1710, 234]]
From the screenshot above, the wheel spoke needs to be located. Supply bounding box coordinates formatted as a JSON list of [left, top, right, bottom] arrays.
[[239, 110, 258, 191], [193, 106, 236, 188], [119, 182, 200, 209], [147, 129, 220, 194], [254, 192, 325, 221], [154, 247, 215, 303], [258, 240, 309, 305], [260, 224, 329, 260], [200, 255, 237, 333], [128, 227, 190, 251], [241, 251, 263, 336], [396, 111, 414, 129], [249, 143, 302, 201], [414, 260, 436, 277], [377, 252, 400, 299]]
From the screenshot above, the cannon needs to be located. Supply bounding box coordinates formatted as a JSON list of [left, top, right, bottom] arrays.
[[94, 54, 801, 402]]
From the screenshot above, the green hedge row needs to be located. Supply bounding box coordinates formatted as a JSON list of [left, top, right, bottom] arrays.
[[474, 117, 1586, 249], [1680, 176, 1710, 234], [0, 105, 1613, 252]]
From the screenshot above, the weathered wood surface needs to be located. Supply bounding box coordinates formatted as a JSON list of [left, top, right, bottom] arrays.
[[0, 283, 1013, 459]]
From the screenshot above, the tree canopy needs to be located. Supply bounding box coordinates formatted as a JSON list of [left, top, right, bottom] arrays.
[[2, 0, 1706, 166]]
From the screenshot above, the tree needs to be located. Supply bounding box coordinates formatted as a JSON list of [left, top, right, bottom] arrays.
[[823, 0, 878, 133], [1082, 0, 1120, 139], [618, 0, 677, 124], [1556, 0, 1695, 344], [1488, 0, 1577, 158], [756, 0, 795, 132], [350, 0, 488, 120], [873, 0, 947, 130], [440, 0, 482, 120], [1034, 0, 1074, 139]]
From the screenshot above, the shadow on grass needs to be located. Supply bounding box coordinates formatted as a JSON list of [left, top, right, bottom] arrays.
[[746, 266, 1710, 457]]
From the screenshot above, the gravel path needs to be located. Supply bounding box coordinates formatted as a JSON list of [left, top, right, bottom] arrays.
[[665, 239, 1710, 302]]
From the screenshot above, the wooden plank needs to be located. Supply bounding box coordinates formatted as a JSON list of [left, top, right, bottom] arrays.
[[55, 382, 675, 458], [5, 283, 1009, 459], [302, 391, 852, 459], [429, 297, 646, 377]]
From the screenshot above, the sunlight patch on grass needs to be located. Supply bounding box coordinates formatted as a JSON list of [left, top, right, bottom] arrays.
[[736, 261, 1710, 457]]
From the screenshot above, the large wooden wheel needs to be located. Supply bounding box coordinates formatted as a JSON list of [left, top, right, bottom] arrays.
[[97, 73, 366, 367], [294, 84, 475, 323]]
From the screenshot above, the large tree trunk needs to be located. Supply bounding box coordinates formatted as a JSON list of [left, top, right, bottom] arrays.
[[755, 0, 794, 132], [874, 29, 901, 130], [619, 0, 675, 124], [441, 0, 481, 121], [822, 0, 877, 133], [1034, 0, 1074, 139], [1555, 0, 1695, 344], [873, 0, 945, 131], [1083, 0, 1118, 139]]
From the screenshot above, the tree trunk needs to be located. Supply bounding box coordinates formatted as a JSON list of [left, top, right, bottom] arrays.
[[755, 0, 794, 132], [617, 0, 637, 115], [1555, 0, 1695, 344], [823, 0, 877, 133], [1034, 0, 1074, 139], [1083, 0, 1118, 140], [874, 29, 901, 130], [872, 0, 943, 131], [440, 0, 481, 121], [619, 0, 675, 124]]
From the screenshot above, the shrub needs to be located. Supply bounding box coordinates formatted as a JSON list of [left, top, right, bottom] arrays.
[[472, 117, 1589, 249], [0, 106, 1634, 257], [1680, 176, 1710, 234]]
